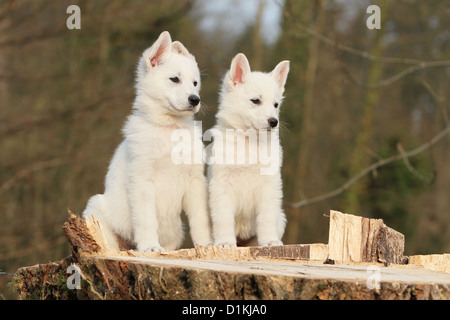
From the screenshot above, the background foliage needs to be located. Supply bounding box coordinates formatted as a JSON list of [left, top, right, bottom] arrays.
[[1, 0, 449, 299]]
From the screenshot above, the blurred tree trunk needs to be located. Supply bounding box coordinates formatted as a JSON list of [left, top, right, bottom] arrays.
[[277, 0, 326, 243], [296, 0, 325, 194], [251, 0, 266, 70], [346, 0, 390, 214], [0, 9, 10, 107]]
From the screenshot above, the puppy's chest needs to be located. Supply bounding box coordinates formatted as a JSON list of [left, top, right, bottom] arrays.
[[130, 127, 198, 171], [212, 132, 281, 168]]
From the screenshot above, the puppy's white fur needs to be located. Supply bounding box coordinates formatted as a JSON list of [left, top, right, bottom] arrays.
[[208, 53, 290, 247], [83, 31, 212, 252]]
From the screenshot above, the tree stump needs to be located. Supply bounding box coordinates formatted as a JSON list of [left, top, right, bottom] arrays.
[[11, 210, 450, 300]]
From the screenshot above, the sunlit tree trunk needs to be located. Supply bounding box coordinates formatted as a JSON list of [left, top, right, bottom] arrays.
[[277, 0, 326, 243], [346, 0, 390, 214], [250, 0, 266, 70]]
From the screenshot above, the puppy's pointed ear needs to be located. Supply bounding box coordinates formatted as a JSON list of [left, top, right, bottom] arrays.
[[172, 41, 196, 61], [143, 31, 172, 70], [228, 53, 251, 87], [271, 60, 290, 92]]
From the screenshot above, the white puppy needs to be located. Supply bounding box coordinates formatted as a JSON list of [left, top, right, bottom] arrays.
[[83, 31, 212, 252], [207, 53, 290, 247]]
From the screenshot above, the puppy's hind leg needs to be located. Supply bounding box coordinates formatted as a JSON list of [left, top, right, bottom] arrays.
[[83, 194, 120, 250]]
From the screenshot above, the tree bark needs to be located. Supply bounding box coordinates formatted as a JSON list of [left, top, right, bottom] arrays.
[[328, 210, 406, 265], [346, 0, 391, 213], [13, 253, 450, 300], [11, 211, 450, 300]]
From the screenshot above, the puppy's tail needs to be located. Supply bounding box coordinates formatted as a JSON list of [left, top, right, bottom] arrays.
[[83, 194, 120, 250], [83, 194, 105, 219]]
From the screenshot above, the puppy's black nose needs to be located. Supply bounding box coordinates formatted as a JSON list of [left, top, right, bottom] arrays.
[[188, 95, 200, 107], [268, 118, 278, 128]]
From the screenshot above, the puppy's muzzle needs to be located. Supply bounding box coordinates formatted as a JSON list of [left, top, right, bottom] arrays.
[[268, 118, 278, 128], [188, 95, 200, 107]]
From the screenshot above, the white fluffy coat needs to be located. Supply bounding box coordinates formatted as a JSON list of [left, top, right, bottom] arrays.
[[207, 53, 290, 247], [83, 31, 212, 252]]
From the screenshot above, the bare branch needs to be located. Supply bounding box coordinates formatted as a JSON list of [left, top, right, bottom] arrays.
[[0, 94, 132, 136], [279, 0, 450, 82], [0, 158, 72, 197], [340, 60, 450, 89], [397, 142, 434, 184], [0, 28, 65, 48], [421, 80, 449, 127], [288, 125, 450, 209], [0, 235, 67, 261], [277, 0, 424, 65]]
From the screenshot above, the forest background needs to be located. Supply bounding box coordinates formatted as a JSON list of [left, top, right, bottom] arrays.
[[1, 0, 449, 299]]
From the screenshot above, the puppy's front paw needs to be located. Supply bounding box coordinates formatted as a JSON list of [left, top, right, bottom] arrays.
[[194, 240, 214, 248], [194, 242, 214, 249], [215, 242, 237, 249], [260, 240, 283, 247], [139, 245, 165, 253]]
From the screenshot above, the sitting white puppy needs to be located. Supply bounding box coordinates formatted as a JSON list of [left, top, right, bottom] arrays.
[[83, 31, 212, 252], [207, 53, 290, 247]]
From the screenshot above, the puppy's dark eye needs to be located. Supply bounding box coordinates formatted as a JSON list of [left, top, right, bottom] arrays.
[[251, 98, 261, 105], [193, 81, 198, 87], [170, 77, 180, 83], [274, 103, 279, 108]]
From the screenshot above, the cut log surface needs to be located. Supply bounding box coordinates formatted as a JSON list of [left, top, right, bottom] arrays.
[[101, 255, 450, 286], [328, 210, 406, 265], [408, 254, 450, 273], [12, 210, 450, 300]]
